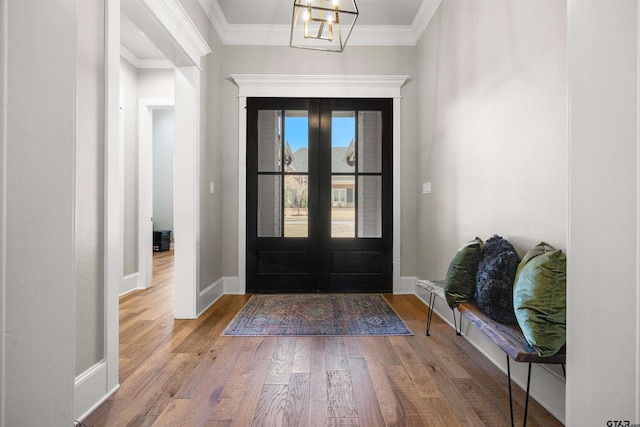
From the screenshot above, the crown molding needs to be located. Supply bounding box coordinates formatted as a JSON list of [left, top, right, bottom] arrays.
[[230, 74, 409, 98], [139, 0, 211, 67], [120, 45, 174, 69], [412, 0, 442, 40], [198, 0, 441, 47], [197, 0, 230, 43], [210, 24, 420, 47]]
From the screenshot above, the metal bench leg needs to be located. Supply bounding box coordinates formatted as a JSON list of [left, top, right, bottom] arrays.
[[523, 362, 532, 427], [453, 308, 462, 335], [506, 356, 533, 427], [507, 356, 515, 427], [425, 291, 436, 336]]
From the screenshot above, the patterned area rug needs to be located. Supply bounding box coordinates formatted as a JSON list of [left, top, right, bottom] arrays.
[[222, 294, 413, 336]]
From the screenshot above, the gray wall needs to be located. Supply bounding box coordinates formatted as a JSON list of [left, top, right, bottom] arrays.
[[221, 45, 418, 278], [152, 108, 175, 236], [196, 2, 225, 292], [415, 0, 567, 278]]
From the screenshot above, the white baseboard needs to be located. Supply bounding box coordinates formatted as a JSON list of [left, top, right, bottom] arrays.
[[196, 277, 225, 316], [220, 276, 416, 295], [413, 286, 566, 424], [223, 276, 241, 294], [74, 361, 120, 421], [398, 276, 418, 294], [120, 273, 139, 296]]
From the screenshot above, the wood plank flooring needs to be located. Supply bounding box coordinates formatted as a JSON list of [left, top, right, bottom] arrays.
[[83, 250, 563, 426]]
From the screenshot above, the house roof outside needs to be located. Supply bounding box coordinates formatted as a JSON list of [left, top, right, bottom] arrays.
[[287, 144, 356, 174]]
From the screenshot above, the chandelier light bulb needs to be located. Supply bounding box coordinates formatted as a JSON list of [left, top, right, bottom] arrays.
[[291, 0, 358, 52]]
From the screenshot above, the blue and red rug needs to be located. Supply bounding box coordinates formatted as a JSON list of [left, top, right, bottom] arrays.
[[222, 294, 413, 336]]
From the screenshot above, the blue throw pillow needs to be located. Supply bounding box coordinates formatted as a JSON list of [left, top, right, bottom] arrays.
[[475, 235, 521, 324]]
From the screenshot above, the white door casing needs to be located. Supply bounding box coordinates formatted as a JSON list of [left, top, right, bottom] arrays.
[[230, 74, 408, 294]]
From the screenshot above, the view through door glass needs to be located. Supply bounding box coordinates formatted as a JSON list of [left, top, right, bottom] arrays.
[[247, 98, 392, 293]]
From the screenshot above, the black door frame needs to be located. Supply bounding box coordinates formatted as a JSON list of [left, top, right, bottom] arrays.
[[246, 98, 320, 292], [318, 98, 393, 292], [246, 97, 393, 293]]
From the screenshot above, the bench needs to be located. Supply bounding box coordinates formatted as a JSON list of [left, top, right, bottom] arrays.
[[457, 302, 566, 427], [415, 279, 462, 336], [416, 279, 566, 427]]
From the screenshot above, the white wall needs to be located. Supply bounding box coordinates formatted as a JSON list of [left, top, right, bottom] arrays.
[[120, 0, 224, 307], [152, 108, 175, 236], [415, 0, 567, 274], [173, 0, 228, 295], [119, 60, 174, 280], [120, 58, 139, 276], [414, 0, 568, 421], [198, 14, 225, 293], [0, 2, 5, 422], [138, 69, 177, 98], [567, 0, 640, 424], [76, 0, 105, 376], [2, 0, 79, 424], [221, 45, 418, 279]]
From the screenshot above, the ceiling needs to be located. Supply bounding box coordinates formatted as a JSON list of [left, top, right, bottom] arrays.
[[121, 0, 441, 66], [216, 0, 424, 26]]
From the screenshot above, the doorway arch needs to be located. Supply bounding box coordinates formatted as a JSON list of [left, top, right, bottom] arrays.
[[118, 1, 211, 321], [92, 0, 211, 420]]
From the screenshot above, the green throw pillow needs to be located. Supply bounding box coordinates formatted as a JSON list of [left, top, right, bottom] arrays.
[[445, 237, 484, 309], [513, 242, 566, 357]]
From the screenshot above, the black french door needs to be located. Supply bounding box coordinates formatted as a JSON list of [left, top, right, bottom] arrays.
[[246, 98, 392, 293]]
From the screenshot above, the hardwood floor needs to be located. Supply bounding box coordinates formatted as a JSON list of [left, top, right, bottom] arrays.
[[83, 250, 563, 426]]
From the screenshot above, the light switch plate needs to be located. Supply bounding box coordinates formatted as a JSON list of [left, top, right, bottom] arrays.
[[422, 182, 431, 194], [210, 182, 215, 194]]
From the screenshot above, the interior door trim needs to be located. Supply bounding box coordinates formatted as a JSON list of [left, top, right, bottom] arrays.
[[232, 74, 409, 294]]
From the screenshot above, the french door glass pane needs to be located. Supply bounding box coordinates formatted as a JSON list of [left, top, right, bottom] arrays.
[[358, 111, 382, 173], [284, 174, 308, 237], [284, 110, 309, 238], [258, 110, 282, 172], [358, 176, 382, 238], [331, 175, 355, 238], [258, 175, 281, 237], [284, 111, 309, 173], [332, 111, 355, 173]]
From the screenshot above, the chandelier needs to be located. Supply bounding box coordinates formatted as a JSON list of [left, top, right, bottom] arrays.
[[290, 0, 359, 52]]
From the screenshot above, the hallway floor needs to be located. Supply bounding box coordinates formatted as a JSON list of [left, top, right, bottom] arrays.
[[83, 250, 562, 426]]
